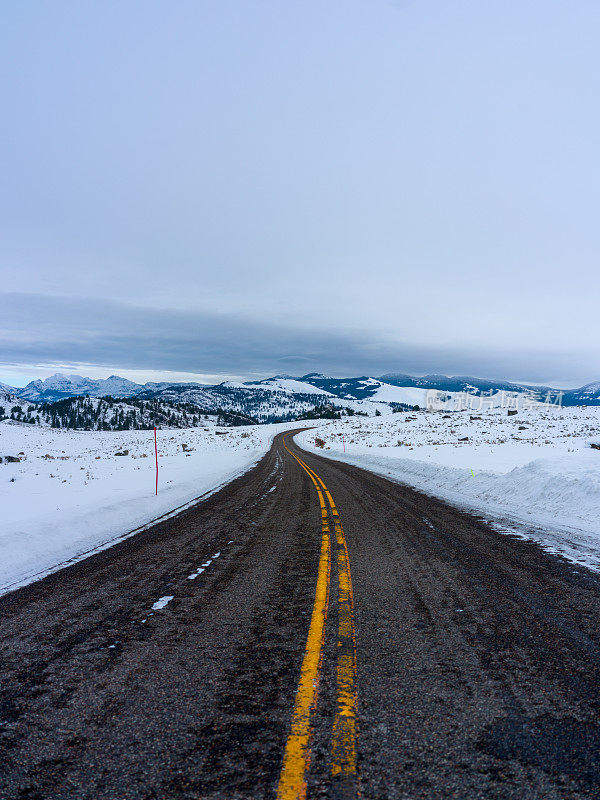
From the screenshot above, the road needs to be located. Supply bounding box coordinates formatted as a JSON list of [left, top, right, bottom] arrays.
[[1, 430, 600, 799]]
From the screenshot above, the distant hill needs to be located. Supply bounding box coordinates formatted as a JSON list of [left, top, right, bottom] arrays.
[[378, 373, 600, 405], [568, 381, 600, 405], [0, 384, 30, 421], [0, 384, 22, 405], [5, 371, 600, 425], [136, 381, 366, 423], [378, 373, 548, 394], [2, 395, 257, 430]]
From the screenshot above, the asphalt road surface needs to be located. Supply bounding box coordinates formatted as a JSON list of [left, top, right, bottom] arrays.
[[1, 430, 600, 799]]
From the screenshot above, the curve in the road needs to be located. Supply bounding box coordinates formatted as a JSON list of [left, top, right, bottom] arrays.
[[2, 431, 600, 799]]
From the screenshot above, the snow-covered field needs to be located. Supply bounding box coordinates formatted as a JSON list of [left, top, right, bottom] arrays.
[[3, 402, 600, 596], [296, 406, 600, 570], [0, 421, 298, 595]]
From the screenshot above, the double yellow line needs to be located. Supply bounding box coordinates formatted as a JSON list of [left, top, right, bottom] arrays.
[[277, 437, 358, 800]]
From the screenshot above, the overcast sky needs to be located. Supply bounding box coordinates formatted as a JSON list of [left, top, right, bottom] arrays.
[[2, 1, 599, 388]]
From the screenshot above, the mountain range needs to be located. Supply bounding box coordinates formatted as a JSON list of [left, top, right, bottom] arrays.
[[3, 372, 600, 422]]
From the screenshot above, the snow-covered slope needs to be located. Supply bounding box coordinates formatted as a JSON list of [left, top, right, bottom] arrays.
[[366, 382, 432, 406], [379, 373, 600, 406], [299, 375, 398, 401], [226, 377, 334, 396], [1, 387, 20, 404], [33, 396, 254, 430], [296, 405, 600, 569], [573, 381, 600, 403], [0, 420, 302, 594], [379, 372, 548, 395], [298, 375, 542, 412], [139, 381, 372, 423], [0, 385, 26, 415]]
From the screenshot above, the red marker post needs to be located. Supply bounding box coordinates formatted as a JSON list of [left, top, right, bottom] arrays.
[[154, 427, 159, 495]]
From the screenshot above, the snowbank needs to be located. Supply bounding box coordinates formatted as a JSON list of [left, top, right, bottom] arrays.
[[0, 421, 297, 594], [295, 406, 600, 570]]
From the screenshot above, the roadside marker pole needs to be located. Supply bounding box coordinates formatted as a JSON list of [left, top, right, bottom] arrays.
[[343, 436, 345, 453], [154, 427, 159, 496]]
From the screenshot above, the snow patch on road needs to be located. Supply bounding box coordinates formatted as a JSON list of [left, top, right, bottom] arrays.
[[152, 595, 174, 611], [186, 550, 220, 581], [187, 567, 205, 580]]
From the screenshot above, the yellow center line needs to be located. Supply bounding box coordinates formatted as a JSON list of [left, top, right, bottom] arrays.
[[277, 436, 358, 799], [292, 450, 358, 787], [330, 515, 358, 790], [276, 440, 331, 800]]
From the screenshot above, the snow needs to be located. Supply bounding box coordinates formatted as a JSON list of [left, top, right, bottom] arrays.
[[0, 388, 20, 407], [578, 381, 600, 398], [187, 553, 219, 580], [0, 382, 18, 398], [367, 383, 430, 406], [152, 595, 173, 611], [187, 567, 205, 580], [264, 378, 333, 395], [6, 394, 600, 599], [0, 420, 300, 595], [222, 377, 334, 396], [295, 405, 600, 570], [16, 372, 144, 402]]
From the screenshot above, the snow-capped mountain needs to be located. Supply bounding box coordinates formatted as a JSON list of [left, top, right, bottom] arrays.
[[6, 371, 600, 420], [16, 373, 145, 403]]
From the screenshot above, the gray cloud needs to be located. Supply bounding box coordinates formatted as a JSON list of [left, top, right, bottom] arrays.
[[1, 3, 599, 388], [1, 292, 595, 387]]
